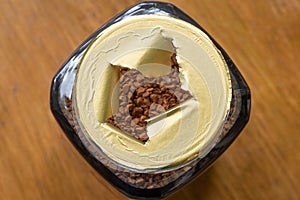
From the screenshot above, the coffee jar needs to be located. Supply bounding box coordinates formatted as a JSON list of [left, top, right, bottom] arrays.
[[50, 2, 251, 199]]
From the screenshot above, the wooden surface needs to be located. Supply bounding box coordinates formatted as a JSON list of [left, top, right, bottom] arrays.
[[1, 0, 299, 199]]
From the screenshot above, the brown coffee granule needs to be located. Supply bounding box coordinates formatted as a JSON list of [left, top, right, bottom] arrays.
[[106, 54, 193, 142]]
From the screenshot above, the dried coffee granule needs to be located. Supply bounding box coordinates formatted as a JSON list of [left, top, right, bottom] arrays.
[[106, 54, 193, 142]]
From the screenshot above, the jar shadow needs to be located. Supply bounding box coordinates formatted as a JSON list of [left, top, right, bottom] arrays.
[[165, 165, 216, 200]]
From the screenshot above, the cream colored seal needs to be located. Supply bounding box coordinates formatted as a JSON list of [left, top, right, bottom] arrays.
[[74, 15, 232, 170]]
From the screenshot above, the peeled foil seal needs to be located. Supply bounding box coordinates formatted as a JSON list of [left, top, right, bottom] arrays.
[[75, 15, 231, 169]]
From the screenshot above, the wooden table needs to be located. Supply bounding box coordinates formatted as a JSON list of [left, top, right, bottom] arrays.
[[1, 0, 299, 199]]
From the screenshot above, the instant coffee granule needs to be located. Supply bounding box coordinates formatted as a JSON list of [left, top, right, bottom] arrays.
[[106, 53, 193, 142]]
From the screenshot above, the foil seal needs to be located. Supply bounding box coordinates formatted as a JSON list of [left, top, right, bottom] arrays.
[[74, 15, 232, 170]]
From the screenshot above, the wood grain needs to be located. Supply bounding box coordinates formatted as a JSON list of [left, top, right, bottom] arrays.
[[0, 0, 299, 199]]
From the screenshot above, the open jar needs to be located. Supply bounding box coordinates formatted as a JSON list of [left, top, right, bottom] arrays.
[[50, 1, 250, 199]]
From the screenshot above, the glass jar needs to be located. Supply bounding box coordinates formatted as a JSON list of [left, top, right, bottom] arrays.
[[50, 1, 250, 199]]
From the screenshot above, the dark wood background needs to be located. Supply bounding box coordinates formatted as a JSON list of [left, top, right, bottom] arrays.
[[1, 0, 299, 199]]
